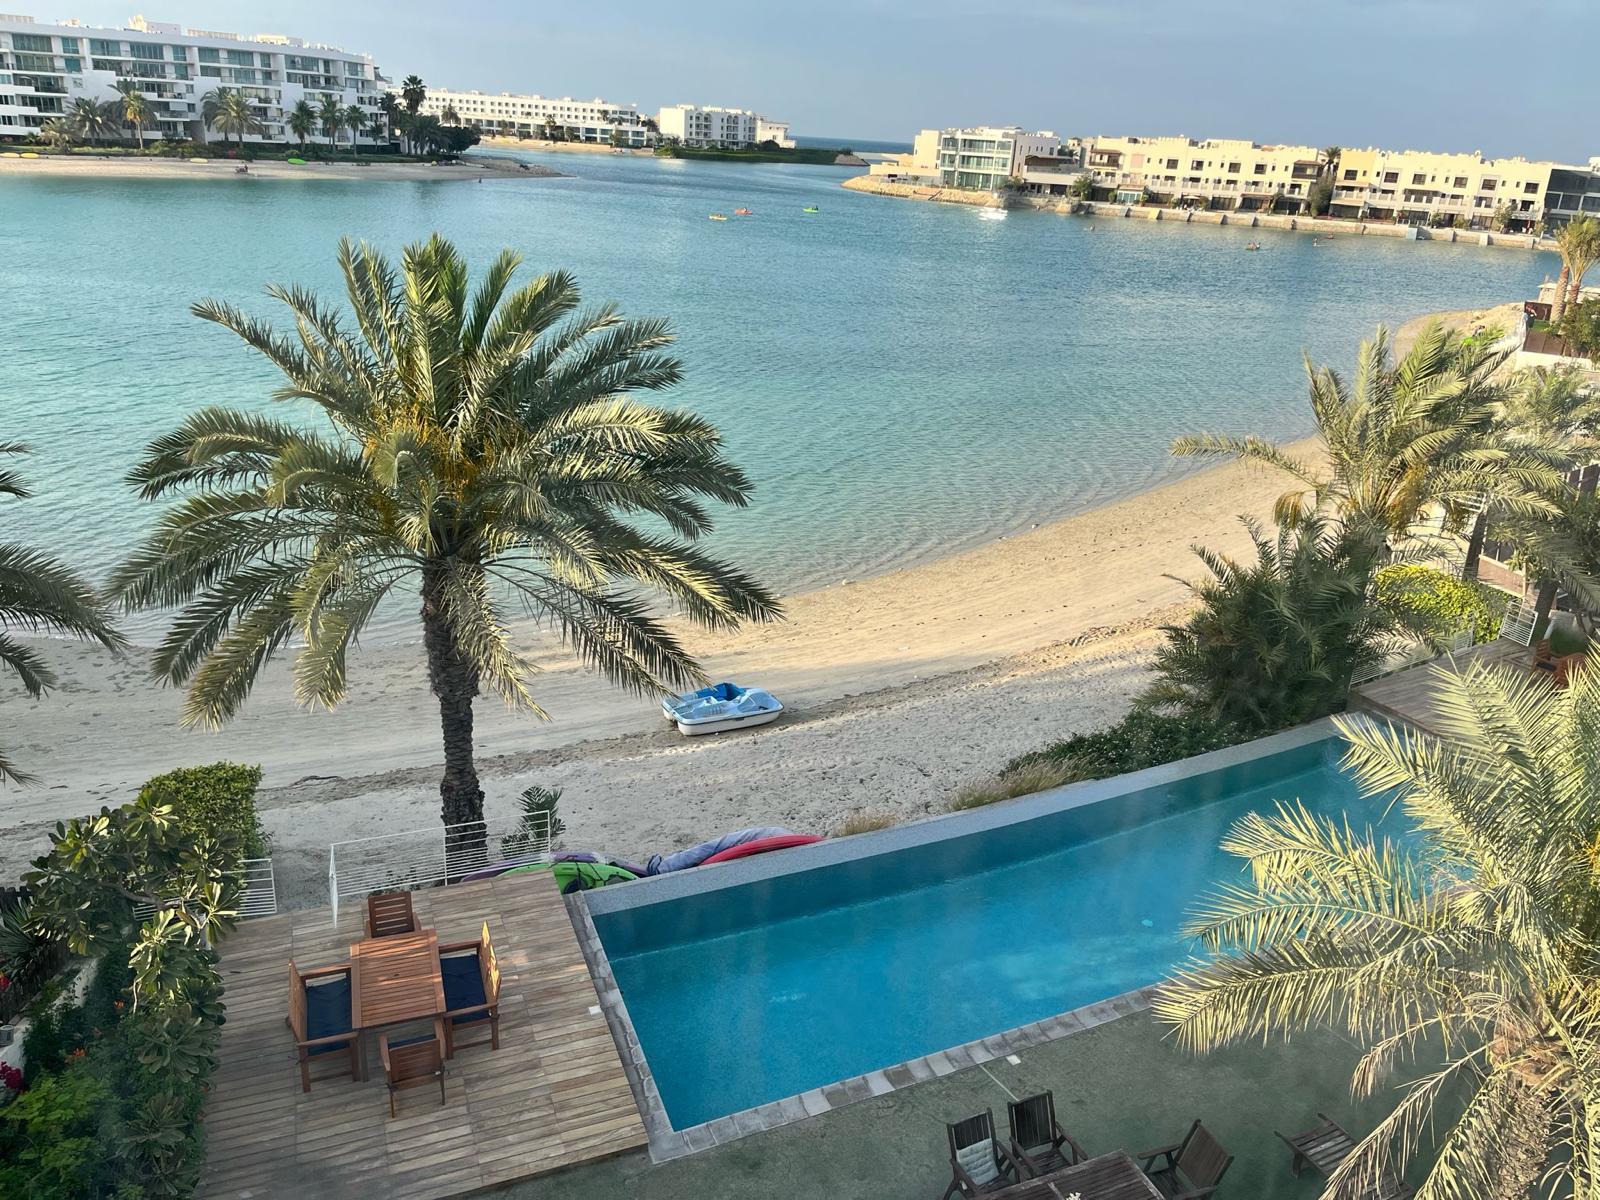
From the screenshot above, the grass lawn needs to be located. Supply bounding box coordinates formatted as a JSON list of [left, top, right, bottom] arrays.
[[508, 1011, 1421, 1199]]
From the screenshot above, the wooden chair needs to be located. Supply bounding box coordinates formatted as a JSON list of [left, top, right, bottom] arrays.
[[1533, 639, 1557, 677], [1140, 1120, 1234, 1199], [438, 920, 501, 1056], [286, 960, 359, 1093], [1007, 1090, 1088, 1177], [1277, 1113, 1413, 1200], [380, 1026, 446, 1117], [365, 890, 419, 939], [942, 1110, 1022, 1198]]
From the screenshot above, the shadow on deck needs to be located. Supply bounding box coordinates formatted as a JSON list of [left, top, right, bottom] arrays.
[[1350, 640, 1530, 735]]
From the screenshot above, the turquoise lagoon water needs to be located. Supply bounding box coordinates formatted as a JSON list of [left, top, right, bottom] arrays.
[[592, 735, 1404, 1128], [1, 153, 1554, 638]]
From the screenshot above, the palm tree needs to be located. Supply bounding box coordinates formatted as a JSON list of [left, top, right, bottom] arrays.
[[409, 114, 443, 156], [1156, 660, 1600, 1199], [1498, 487, 1600, 635], [39, 115, 77, 151], [201, 88, 263, 146], [377, 92, 399, 142], [287, 98, 316, 152], [1550, 216, 1600, 323], [113, 80, 152, 151], [1140, 511, 1402, 733], [0, 443, 126, 783], [1172, 323, 1556, 552], [68, 95, 116, 146], [400, 74, 426, 118], [317, 94, 342, 152], [1463, 367, 1600, 578], [341, 104, 366, 157], [112, 236, 779, 857], [440, 103, 459, 126]]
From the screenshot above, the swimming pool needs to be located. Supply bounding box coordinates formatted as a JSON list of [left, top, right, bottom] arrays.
[[584, 722, 1403, 1132]]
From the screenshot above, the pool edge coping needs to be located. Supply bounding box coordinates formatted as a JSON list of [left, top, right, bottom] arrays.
[[569, 716, 1343, 1161], [583, 716, 1341, 919]]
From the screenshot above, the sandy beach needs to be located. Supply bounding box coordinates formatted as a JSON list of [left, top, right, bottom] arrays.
[[0, 306, 1493, 908], [0, 152, 561, 182], [1, 441, 1312, 904]]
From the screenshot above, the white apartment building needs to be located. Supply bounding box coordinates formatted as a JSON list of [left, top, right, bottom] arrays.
[[416, 88, 652, 147], [0, 14, 383, 145], [936, 127, 1063, 191], [656, 103, 792, 149]]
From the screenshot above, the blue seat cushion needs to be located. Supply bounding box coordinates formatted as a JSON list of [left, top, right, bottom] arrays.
[[304, 976, 353, 1054], [441, 953, 489, 1023]]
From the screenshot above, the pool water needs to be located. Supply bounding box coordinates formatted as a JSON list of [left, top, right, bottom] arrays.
[[590, 734, 1406, 1129]]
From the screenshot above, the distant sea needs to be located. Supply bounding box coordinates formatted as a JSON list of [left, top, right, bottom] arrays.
[[793, 134, 912, 154], [1, 151, 1554, 641]]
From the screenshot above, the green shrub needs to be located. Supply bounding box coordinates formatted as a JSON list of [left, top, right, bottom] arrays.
[[0, 1064, 112, 1197], [136, 762, 266, 859], [1375, 564, 1506, 647], [832, 811, 899, 837], [1007, 708, 1239, 783], [948, 760, 1078, 812]]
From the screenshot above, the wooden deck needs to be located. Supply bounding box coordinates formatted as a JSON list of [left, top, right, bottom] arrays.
[[200, 871, 646, 1199], [1350, 639, 1531, 735]]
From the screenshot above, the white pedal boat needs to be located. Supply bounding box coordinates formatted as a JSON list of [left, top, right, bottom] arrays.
[[661, 682, 783, 736]]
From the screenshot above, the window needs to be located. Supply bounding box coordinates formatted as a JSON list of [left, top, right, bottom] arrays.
[[63, 56, 80, 72], [198, 48, 220, 64], [1227, 162, 1241, 173], [129, 42, 161, 60], [57, 36, 80, 53], [170, 45, 188, 60], [13, 33, 52, 52], [1481, 179, 1496, 190], [1411, 173, 1426, 185], [1382, 171, 1399, 183], [1343, 169, 1357, 181], [226, 50, 253, 67], [1453, 176, 1467, 188], [1524, 181, 1539, 194], [89, 38, 121, 56], [1253, 163, 1266, 175]]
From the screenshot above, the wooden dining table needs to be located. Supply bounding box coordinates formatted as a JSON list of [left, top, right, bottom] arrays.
[[986, 1151, 1163, 1199], [348, 928, 446, 1081]]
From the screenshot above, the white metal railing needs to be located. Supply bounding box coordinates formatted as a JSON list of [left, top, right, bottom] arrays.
[[1350, 626, 1477, 689], [327, 815, 552, 926], [133, 856, 277, 922], [1499, 597, 1537, 646]]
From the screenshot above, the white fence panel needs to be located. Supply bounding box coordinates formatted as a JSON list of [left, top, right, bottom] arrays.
[[1499, 597, 1537, 646], [327, 815, 551, 926], [133, 856, 277, 922]]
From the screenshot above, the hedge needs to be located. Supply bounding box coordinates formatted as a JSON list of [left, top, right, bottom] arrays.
[[136, 762, 266, 861], [1374, 564, 1506, 647], [1005, 708, 1239, 784]]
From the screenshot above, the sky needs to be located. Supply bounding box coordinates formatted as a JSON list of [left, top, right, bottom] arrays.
[[58, 1, 1600, 159]]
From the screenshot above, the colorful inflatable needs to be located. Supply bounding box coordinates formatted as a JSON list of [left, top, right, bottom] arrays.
[[702, 834, 823, 864]]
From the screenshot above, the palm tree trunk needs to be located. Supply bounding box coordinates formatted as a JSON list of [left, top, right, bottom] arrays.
[[420, 566, 486, 876], [1463, 509, 1488, 580], [1552, 265, 1570, 323]]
